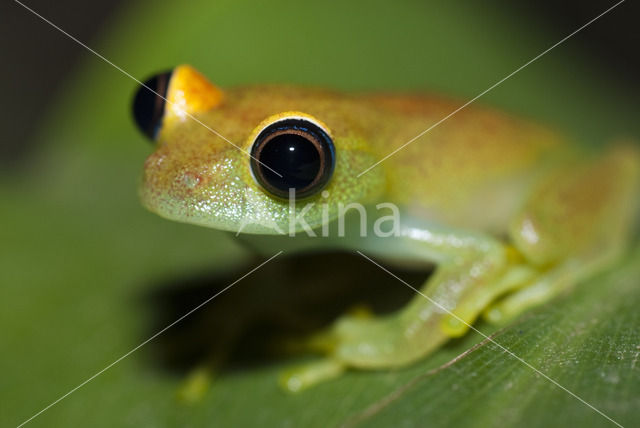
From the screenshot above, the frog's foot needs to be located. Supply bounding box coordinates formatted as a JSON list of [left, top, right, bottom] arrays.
[[278, 315, 437, 392], [275, 305, 374, 392]]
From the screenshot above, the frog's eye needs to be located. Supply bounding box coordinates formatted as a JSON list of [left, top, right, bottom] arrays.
[[132, 70, 172, 140], [250, 116, 335, 199], [132, 65, 224, 141]]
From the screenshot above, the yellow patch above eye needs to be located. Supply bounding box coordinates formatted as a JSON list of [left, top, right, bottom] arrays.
[[245, 111, 333, 150], [165, 64, 224, 122]]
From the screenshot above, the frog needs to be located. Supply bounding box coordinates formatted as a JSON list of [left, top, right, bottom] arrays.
[[132, 65, 640, 393]]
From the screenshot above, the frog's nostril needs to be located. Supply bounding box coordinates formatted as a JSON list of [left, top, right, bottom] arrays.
[[132, 70, 173, 140]]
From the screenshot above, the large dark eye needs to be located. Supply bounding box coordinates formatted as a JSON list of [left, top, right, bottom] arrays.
[[132, 70, 173, 140], [250, 117, 335, 199]]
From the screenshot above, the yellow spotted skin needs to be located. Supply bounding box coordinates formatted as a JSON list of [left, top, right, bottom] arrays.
[[139, 65, 640, 392]]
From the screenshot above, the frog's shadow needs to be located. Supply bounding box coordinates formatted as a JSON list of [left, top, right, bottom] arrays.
[[140, 251, 434, 376]]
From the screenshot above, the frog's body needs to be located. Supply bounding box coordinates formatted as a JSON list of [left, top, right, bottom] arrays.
[[135, 65, 640, 392]]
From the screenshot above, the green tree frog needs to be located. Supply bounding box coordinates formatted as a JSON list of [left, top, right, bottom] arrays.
[[132, 65, 639, 392]]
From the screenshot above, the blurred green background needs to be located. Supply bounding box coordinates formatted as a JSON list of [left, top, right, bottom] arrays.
[[1, 1, 639, 427]]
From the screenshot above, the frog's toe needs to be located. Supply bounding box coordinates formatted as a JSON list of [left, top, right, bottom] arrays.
[[440, 315, 474, 338], [483, 274, 561, 323], [279, 358, 345, 393], [440, 265, 537, 337]]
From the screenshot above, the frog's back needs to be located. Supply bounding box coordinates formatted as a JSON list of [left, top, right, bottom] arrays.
[[365, 94, 569, 234]]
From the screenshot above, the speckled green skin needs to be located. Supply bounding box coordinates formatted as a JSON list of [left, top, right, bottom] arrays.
[[142, 86, 564, 234], [140, 73, 640, 392]]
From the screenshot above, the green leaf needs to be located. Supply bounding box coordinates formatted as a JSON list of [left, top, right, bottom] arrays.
[[2, 1, 638, 427]]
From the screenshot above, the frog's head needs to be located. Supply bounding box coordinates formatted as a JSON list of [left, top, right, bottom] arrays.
[[133, 65, 385, 234]]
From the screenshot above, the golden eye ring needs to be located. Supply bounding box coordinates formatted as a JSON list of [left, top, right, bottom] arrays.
[[250, 116, 335, 199]]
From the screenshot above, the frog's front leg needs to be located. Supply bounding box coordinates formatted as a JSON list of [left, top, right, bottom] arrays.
[[332, 226, 527, 368]]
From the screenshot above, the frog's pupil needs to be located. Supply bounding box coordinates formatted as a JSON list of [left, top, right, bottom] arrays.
[[132, 70, 172, 140], [251, 119, 335, 199], [260, 133, 320, 191]]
